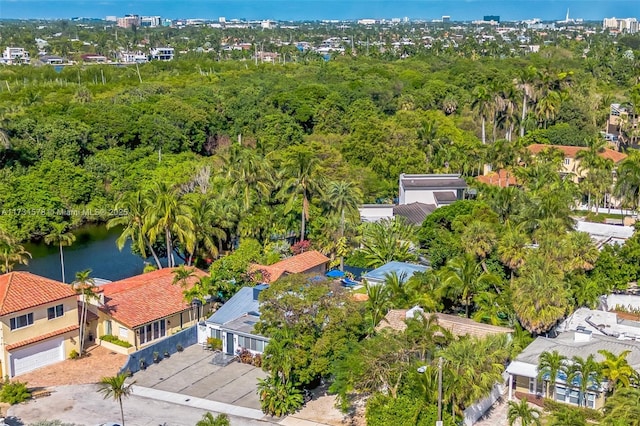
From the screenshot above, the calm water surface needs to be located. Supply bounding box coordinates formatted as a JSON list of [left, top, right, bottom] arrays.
[[16, 224, 152, 282]]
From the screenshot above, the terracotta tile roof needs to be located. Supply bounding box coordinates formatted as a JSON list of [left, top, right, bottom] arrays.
[[376, 309, 514, 337], [0, 272, 77, 316], [251, 251, 329, 284], [527, 144, 627, 164], [476, 170, 519, 188], [99, 267, 207, 329], [6, 324, 79, 351]]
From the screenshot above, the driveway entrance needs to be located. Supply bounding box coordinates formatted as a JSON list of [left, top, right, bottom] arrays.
[[132, 345, 267, 410]]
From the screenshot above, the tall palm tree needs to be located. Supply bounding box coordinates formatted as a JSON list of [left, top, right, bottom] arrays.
[[279, 147, 322, 241], [516, 65, 539, 138], [97, 373, 135, 426], [145, 182, 194, 268], [507, 398, 542, 426], [599, 349, 635, 391], [44, 222, 76, 283], [439, 254, 501, 318], [567, 354, 601, 407], [460, 220, 497, 272], [226, 147, 273, 212], [73, 269, 97, 354], [0, 228, 31, 273], [472, 85, 493, 144], [107, 190, 162, 269], [537, 350, 567, 399], [498, 222, 530, 280], [325, 180, 362, 238], [185, 196, 226, 266], [512, 257, 570, 334], [615, 155, 640, 214], [365, 281, 391, 332]]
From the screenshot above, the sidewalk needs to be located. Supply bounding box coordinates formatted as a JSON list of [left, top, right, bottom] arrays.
[[133, 385, 266, 420]]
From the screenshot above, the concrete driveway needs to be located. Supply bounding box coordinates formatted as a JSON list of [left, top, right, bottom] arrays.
[[132, 345, 267, 410], [6, 384, 274, 426]]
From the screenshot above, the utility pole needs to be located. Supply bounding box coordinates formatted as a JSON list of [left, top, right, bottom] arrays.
[[437, 356, 443, 426]]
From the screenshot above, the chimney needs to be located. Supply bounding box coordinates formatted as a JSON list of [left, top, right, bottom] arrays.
[[574, 327, 592, 342]]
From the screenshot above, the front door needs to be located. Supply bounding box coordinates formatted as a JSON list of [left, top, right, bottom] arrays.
[[226, 332, 234, 355]]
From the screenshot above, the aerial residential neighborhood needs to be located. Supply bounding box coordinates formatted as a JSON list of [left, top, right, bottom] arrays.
[[1, 2, 640, 425]]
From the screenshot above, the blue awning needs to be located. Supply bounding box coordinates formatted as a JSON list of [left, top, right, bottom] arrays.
[[326, 269, 345, 278]]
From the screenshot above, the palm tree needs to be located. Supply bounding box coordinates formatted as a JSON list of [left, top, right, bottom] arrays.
[[615, 155, 640, 214], [537, 350, 567, 399], [360, 217, 417, 268], [507, 398, 541, 426], [440, 254, 501, 318], [73, 269, 97, 354], [512, 257, 570, 334], [599, 349, 634, 391], [516, 65, 539, 138], [567, 354, 601, 407], [460, 220, 497, 272], [145, 182, 194, 268], [498, 222, 530, 280], [0, 229, 31, 273], [365, 281, 391, 332], [185, 196, 226, 266], [602, 387, 640, 426], [472, 85, 493, 144], [44, 222, 76, 283], [325, 181, 361, 269], [107, 190, 162, 269], [97, 373, 135, 426], [196, 413, 230, 426], [226, 147, 273, 212], [279, 147, 322, 241]]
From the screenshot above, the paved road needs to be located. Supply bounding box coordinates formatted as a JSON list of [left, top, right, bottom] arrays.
[[7, 384, 275, 426]]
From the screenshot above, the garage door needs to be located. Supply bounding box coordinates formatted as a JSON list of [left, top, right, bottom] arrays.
[[11, 338, 64, 377]]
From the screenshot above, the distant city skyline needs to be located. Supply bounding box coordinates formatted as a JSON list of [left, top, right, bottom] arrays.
[[1, 1, 639, 22]]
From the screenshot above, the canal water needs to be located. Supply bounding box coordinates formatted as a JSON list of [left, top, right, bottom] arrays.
[[16, 224, 154, 282]]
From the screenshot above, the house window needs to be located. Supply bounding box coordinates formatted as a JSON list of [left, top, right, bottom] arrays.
[[47, 304, 64, 320], [237, 335, 266, 352], [555, 385, 566, 402], [564, 158, 571, 165], [119, 326, 128, 339], [568, 389, 580, 405], [10, 313, 34, 330], [138, 319, 166, 345], [210, 328, 222, 340], [586, 392, 596, 408], [105, 320, 112, 335]]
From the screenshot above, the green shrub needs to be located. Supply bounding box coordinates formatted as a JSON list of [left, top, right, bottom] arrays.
[[0, 380, 31, 404], [207, 337, 223, 351], [68, 349, 79, 360], [101, 334, 133, 348], [29, 421, 79, 426], [542, 398, 602, 421], [366, 393, 456, 426]]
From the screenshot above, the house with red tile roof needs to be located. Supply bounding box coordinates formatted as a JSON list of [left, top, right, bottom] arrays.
[[89, 267, 212, 351], [250, 250, 330, 284], [476, 169, 519, 188], [527, 143, 627, 183], [0, 272, 80, 377]]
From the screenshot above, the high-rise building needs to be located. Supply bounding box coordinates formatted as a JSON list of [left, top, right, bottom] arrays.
[[442, 16, 451, 23], [483, 15, 500, 23], [603, 17, 639, 33], [140, 16, 161, 27], [117, 14, 141, 29]]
